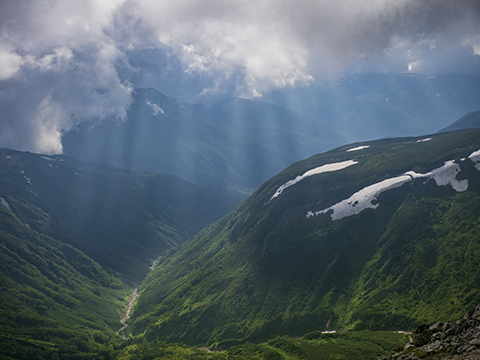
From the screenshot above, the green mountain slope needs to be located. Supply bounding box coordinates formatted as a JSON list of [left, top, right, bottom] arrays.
[[0, 199, 128, 359], [438, 110, 480, 133], [130, 129, 480, 346]]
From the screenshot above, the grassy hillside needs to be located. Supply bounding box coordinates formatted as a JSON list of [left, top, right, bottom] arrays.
[[129, 129, 480, 345], [116, 331, 409, 360], [0, 202, 128, 359]]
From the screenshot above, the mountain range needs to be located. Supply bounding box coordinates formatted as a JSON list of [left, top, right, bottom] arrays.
[[264, 73, 480, 142], [2, 76, 480, 359], [62, 88, 344, 193], [62, 74, 480, 194]]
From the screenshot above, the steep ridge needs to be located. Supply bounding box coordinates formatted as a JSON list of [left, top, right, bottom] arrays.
[[0, 149, 243, 281], [130, 129, 480, 345], [62, 88, 345, 191]]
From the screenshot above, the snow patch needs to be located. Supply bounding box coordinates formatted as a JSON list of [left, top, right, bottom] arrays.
[[271, 160, 358, 200], [405, 160, 468, 192], [308, 159, 470, 221], [0, 197, 11, 211], [417, 138, 432, 143], [5, 155, 11, 159], [309, 175, 412, 220], [347, 145, 370, 152], [40, 156, 54, 161], [469, 149, 480, 170], [146, 100, 165, 116], [24, 176, 31, 184]]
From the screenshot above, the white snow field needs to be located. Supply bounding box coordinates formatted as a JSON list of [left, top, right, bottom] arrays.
[[469, 149, 480, 170], [271, 160, 358, 200], [347, 145, 370, 152], [307, 174, 412, 220], [307, 152, 480, 221]]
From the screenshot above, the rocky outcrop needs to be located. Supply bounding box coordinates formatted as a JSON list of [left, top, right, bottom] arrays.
[[379, 305, 480, 360]]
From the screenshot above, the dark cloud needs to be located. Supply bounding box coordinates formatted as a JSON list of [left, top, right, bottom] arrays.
[[0, 0, 479, 153]]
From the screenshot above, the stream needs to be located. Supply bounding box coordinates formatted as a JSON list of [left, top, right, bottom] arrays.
[[116, 287, 138, 340], [116, 257, 160, 339]]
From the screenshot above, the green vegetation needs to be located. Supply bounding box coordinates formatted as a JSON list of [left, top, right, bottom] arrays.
[[130, 129, 480, 345], [115, 331, 409, 360], [346, 191, 480, 329], [0, 201, 128, 359]]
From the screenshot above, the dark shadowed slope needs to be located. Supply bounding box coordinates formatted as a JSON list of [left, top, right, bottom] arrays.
[[0, 149, 243, 282], [438, 110, 480, 133]]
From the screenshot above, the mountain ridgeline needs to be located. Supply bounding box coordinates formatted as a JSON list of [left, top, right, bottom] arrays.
[[62, 88, 344, 192], [264, 73, 480, 142], [438, 110, 480, 133], [130, 129, 480, 346]]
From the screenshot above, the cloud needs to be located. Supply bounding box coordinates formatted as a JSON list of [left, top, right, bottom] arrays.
[[0, 0, 479, 153], [0, 43, 23, 80], [0, 0, 132, 154], [124, 0, 480, 94]]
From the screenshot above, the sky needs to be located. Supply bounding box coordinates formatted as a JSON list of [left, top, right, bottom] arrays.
[[0, 0, 480, 154]]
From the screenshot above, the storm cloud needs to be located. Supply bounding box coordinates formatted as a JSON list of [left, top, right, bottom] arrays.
[[0, 0, 479, 153]]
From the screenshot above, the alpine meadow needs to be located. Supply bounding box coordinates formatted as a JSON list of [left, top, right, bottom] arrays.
[[2, 1, 480, 359]]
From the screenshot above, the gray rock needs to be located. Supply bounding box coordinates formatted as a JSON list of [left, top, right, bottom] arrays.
[[442, 321, 454, 332], [378, 304, 480, 360], [429, 321, 443, 332]]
